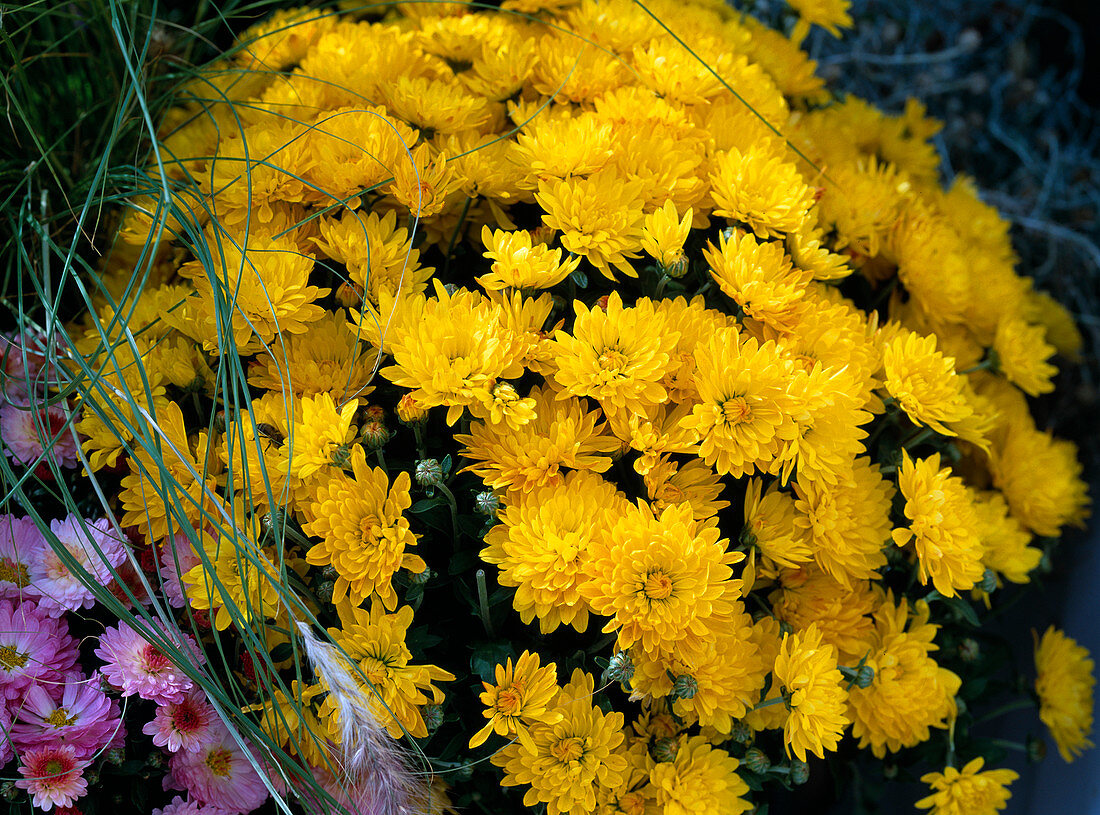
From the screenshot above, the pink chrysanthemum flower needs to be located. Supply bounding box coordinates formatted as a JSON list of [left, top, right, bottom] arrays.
[[33, 517, 128, 617], [0, 329, 49, 406], [153, 795, 233, 815], [158, 532, 203, 609], [0, 514, 46, 601], [168, 720, 271, 815], [0, 599, 77, 701], [144, 688, 219, 753], [0, 702, 13, 765], [95, 620, 205, 705], [0, 401, 79, 468], [15, 744, 91, 811], [11, 676, 121, 759]]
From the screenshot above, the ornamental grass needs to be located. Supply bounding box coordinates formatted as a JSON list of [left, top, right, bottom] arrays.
[[0, 0, 1095, 813]]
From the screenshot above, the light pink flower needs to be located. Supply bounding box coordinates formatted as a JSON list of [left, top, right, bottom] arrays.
[[152, 795, 232, 815], [144, 688, 219, 753], [0, 599, 77, 701], [0, 514, 46, 601], [0, 329, 49, 406], [15, 744, 91, 811], [33, 517, 128, 616], [0, 401, 79, 468], [95, 620, 204, 706], [168, 720, 270, 815], [158, 532, 203, 609], [11, 675, 121, 759]]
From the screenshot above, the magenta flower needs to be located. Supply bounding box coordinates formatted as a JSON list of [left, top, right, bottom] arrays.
[[158, 531, 203, 609], [0, 599, 77, 702], [144, 688, 219, 753], [95, 619, 204, 705], [153, 795, 232, 815], [0, 401, 79, 469], [33, 517, 128, 617], [0, 514, 46, 601], [15, 743, 91, 811], [11, 675, 122, 759], [168, 720, 270, 815]]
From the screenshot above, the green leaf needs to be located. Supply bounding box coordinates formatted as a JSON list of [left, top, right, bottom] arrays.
[[410, 497, 446, 513], [470, 641, 515, 683], [944, 595, 980, 627], [570, 269, 588, 288]]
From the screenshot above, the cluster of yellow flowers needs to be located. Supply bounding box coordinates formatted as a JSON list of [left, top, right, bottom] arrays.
[[81, 0, 1094, 811]]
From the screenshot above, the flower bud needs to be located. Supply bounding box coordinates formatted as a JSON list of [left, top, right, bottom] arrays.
[[958, 637, 981, 663], [789, 759, 810, 785], [603, 651, 635, 687], [742, 747, 770, 774], [410, 567, 433, 586], [1027, 735, 1046, 763], [320, 565, 339, 581], [670, 674, 698, 700], [650, 736, 679, 763], [854, 664, 875, 689], [730, 720, 753, 745], [423, 704, 444, 733], [474, 491, 500, 517], [315, 581, 335, 604], [364, 405, 385, 423], [978, 568, 997, 593], [361, 419, 390, 450], [146, 751, 167, 768], [105, 747, 126, 765], [883, 762, 898, 780], [415, 459, 444, 487], [397, 393, 428, 425], [664, 255, 689, 279], [0, 782, 18, 802]]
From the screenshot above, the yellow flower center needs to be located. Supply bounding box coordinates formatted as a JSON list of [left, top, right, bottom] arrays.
[[550, 736, 585, 763], [597, 348, 628, 373], [643, 570, 674, 600], [495, 686, 524, 716], [359, 515, 382, 547], [658, 483, 685, 504], [205, 748, 233, 777], [0, 645, 29, 670], [46, 707, 79, 727], [0, 557, 29, 588], [722, 396, 752, 424], [45, 759, 65, 776]]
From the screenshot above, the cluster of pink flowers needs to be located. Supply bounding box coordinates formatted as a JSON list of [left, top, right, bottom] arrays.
[[0, 330, 79, 473], [0, 513, 271, 813]]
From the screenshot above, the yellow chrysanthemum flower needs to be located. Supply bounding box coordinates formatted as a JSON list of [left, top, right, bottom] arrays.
[[493, 669, 628, 815], [770, 565, 877, 665], [478, 226, 581, 290], [648, 736, 752, 815], [641, 200, 693, 272], [709, 145, 816, 239], [742, 479, 814, 573], [457, 385, 619, 499], [1027, 289, 1083, 360], [529, 33, 630, 103], [234, 7, 336, 71], [481, 470, 630, 633], [681, 327, 803, 478], [881, 328, 973, 437], [847, 594, 962, 757], [514, 111, 614, 183], [629, 605, 764, 734], [916, 757, 1017, 815], [580, 501, 742, 661], [971, 489, 1041, 585], [384, 143, 462, 219], [381, 74, 495, 137], [247, 309, 377, 402], [787, 0, 853, 39], [325, 600, 455, 739], [773, 623, 850, 761], [705, 228, 812, 332], [536, 168, 646, 280], [793, 456, 894, 587], [991, 420, 1090, 537], [301, 445, 423, 609], [993, 315, 1057, 397], [644, 455, 729, 521], [892, 451, 985, 598], [470, 650, 563, 750], [285, 392, 358, 481], [245, 681, 330, 768], [550, 292, 677, 418], [1034, 626, 1096, 762]]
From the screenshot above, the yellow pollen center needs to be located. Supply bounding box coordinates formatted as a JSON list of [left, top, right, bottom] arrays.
[[46, 708, 79, 727], [45, 759, 65, 776], [359, 515, 382, 547], [495, 687, 524, 716], [550, 737, 584, 763], [643, 571, 674, 600], [0, 557, 29, 588], [597, 349, 628, 373], [722, 397, 752, 424], [205, 748, 233, 777], [0, 645, 29, 670]]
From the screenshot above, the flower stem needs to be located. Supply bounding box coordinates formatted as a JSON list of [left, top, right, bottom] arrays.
[[751, 694, 790, 711], [436, 480, 461, 546], [476, 569, 495, 637], [975, 697, 1036, 724]]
